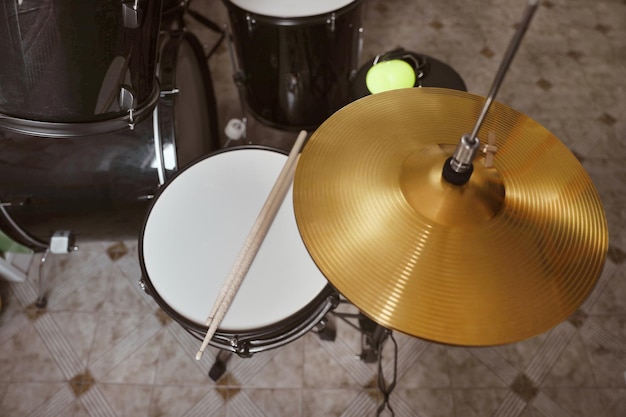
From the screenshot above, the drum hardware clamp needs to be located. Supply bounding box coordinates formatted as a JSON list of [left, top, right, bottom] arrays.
[[119, 86, 138, 130], [122, 0, 144, 29]]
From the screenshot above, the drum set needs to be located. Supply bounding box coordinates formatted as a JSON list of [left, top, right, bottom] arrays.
[[0, 2, 609, 412], [0, 0, 388, 362]]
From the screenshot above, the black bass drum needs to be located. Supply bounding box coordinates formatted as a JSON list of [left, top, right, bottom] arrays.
[[223, 0, 365, 130], [0, 31, 219, 250]]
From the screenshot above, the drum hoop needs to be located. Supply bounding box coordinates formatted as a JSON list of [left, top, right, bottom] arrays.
[[0, 83, 160, 138], [142, 271, 337, 355], [224, 0, 364, 26], [138, 145, 334, 350]]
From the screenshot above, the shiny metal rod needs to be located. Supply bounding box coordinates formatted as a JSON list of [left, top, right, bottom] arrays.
[[443, 0, 541, 185], [467, 0, 541, 145]]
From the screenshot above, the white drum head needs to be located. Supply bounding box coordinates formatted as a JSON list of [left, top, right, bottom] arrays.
[[142, 148, 328, 331], [227, 0, 357, 18]]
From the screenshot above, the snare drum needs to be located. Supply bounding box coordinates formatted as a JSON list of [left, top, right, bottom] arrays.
[[0, 32, 218, 249], [0, 0, 163, 135], [224, 0, 365, 130], [140, 147, 338, 356]]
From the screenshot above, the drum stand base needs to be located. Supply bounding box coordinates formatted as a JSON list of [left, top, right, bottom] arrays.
[[208, 349, 232, 382]]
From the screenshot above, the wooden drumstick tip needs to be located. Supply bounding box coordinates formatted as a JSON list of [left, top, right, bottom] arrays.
[[195, 350, 204, 360]]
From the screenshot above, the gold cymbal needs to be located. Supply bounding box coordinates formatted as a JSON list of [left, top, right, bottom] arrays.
[[293, 87, 608, 346]]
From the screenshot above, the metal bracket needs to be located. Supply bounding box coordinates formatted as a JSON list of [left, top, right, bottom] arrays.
[[122, 0, 143, 29]]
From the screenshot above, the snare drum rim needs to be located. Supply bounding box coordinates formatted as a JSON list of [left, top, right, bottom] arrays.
[[138, 145, 336, 352], [223, 0, 364, 25]]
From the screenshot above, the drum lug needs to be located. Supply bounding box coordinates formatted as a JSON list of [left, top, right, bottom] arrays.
[[138, 278, 150, 295], [119, 86, 138, 129], [230, 336, 252, 358], [119, 86, 136, 111], [245, 14, 256, 33], [326, 13, 336, 32], [122, 0, 144, 29]]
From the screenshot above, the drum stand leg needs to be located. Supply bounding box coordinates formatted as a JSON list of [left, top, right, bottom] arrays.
[[35, 231, 78, 309], [208, 349, 233, 382], [329, 307, 389, 363], [312, 316, 337, 341], [34, 248, 50, 308]]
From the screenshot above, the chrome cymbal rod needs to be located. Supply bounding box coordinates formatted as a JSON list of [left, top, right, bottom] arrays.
[[442, 0, 542, 185]]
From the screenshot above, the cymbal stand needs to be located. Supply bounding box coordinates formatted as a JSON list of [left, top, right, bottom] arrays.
[[442, 0, 541, 185]]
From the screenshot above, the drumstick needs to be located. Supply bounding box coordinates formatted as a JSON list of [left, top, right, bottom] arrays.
[[195, 130, 308, 360]]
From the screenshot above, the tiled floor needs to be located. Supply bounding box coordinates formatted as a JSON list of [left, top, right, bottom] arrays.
[[1, 0, 626, 416]]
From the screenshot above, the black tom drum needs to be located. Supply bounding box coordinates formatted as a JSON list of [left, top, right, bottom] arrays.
[[0, 31, 219, 250], [224, 0, 365, 130], [0, 0, 165, 135]]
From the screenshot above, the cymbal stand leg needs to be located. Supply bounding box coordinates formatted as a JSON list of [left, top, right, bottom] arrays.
[[208, 349, 233, 382], [375, 331, 397, 417]]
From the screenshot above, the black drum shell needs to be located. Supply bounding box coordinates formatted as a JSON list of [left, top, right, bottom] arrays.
[[0, 31, 218, 249], [0, 0, 163, 123], [223, 0, 365, 130]]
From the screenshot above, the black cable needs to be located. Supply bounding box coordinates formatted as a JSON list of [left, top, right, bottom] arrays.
[[376, 332, 398, 416]]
